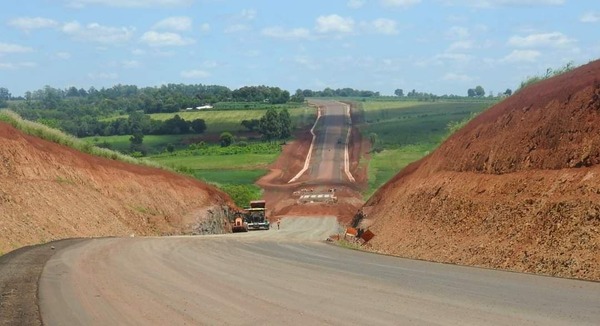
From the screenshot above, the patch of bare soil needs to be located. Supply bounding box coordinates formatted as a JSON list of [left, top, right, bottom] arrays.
[[0, 123, 236, 254], [258, 110, 368, 225], [357, 60, 600, 281]]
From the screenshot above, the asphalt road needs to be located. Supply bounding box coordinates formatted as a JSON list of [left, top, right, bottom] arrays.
[[39, 217, 600, 325], [306, 100, 351, 183]]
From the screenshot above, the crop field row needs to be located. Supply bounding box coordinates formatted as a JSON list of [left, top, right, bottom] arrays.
[[359, 100, 496, 196]]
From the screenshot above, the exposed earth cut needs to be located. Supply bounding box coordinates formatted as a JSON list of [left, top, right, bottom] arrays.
[[257, 102, 368, 224], [357, 60, 600, 281], [0, 122, 235, 254]]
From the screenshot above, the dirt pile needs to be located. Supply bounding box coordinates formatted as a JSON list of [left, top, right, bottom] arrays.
[[359, 60, 600, 280], [0, 123, 235, 254]]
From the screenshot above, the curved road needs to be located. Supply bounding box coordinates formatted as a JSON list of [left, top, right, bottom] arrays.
[[40, 217, 600, 325], [34, 100, 600, 325]]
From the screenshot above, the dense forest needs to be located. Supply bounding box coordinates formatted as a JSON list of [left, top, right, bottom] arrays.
[[1, 84, 391, 138]]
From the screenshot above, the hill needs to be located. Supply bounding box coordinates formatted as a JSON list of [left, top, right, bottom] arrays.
[[0, 122, 234, 254], [358, 60, 600, 280]]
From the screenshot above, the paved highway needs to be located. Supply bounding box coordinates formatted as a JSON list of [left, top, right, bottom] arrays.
[[40, 217, 600, 325], [305, 99, 352, 183]]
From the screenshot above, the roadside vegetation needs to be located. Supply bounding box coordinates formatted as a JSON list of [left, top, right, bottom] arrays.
[[0, 109, 164, 170], [518, 61, 576, 91], [357, 99, 496, 196]]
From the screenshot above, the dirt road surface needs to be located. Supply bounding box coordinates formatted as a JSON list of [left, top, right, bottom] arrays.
[[38, 217, 600, 325]]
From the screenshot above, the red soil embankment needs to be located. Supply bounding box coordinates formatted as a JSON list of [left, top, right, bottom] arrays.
[[360, 60, 600, 280], [0, 123, 234, 254]]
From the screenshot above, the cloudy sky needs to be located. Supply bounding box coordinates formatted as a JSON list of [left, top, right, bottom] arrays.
[[0, 0, 598, 97]]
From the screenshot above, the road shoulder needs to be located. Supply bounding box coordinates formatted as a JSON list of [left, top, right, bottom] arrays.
[[0, 238, 85, 325]]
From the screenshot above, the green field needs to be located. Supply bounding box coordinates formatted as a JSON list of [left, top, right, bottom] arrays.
[[358, 99, 496, 196], [193, 169, 267, 185], [150, 152, 278, 170], [105, 104, 316, 135], [146, 142, 281, 206], [83, 134, 196, 153]]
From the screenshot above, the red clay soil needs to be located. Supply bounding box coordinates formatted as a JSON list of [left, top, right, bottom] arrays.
[[0, 123, 235, 255], [258, 110, 368, 224], [359, 60, 600, 281]]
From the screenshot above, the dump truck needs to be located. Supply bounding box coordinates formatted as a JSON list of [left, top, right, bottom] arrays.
[[246, 200, 270, 230], [231, 212, 249, 233]]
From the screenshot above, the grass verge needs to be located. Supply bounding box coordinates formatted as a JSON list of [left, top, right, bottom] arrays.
[[0, 109, 166, 170]]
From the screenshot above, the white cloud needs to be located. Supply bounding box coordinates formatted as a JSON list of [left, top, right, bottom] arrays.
[[65, 0, 192, 8], [224, 24, 249, 33], [200, 23, 210, 32], [122, 60, 141, 68], [381, 0, 421, 7], [0, 62, 36, 70], [447, 40, 473, 51], [581, 11, 600, 23], [315, 15, 354, 34], [131, 48, 146, 55], [502, 49, 541, 62], [0, 42, 33, 54], [180, 69, 210, 78], [446, 26, 470, 39], [62, 21, 135, 44], [239, 9, 257, 20], [152, 16, 192, 31], [56, 52, 71, 59], [435, 53, 472, 62], [262, 27, 311, 40], [371, 18, 398, 35], [442, 73, 473, 81], [439, 0, 564, 8], [88, 72, 118, 79], [347, 0, 365, 8], [140, 31, 194, 47], [508, 32, 574, 48], [8, 17, 59, 31], [293, 56, 320, 70]]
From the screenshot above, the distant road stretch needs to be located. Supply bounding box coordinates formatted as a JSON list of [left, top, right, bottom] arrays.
[[40, 217, 600, 325], [305, 100, 352, 183]]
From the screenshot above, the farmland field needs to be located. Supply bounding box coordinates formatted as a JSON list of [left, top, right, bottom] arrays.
[[150, 152, 277, 170], [358, 99, 496, 196], [105, 104, 316, 135], [83, 134, 194, 153]]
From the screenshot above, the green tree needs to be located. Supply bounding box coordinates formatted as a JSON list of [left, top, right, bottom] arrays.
[[504, 88, 513, 96], [191, 118, 206, 133], [467, 88, 476, 97], [394, 89, 404, 97], [241, 119, 260, 131], [258, 108, 282, 141], [474, 85, 485, 97], [166, 143, 175, 153], [278, 109, 292, 139], [0, 87, 10, 101], [220, 132, 234, 147], [290, 89, 305, 103], [129, 131, 144, 152]]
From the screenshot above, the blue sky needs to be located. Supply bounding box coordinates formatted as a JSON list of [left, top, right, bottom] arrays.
[[0, 0, 598, 97]]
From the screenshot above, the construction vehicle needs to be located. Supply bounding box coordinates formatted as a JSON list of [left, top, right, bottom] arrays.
[[246, 200, 270, 230], [231, 212, 248, 233]]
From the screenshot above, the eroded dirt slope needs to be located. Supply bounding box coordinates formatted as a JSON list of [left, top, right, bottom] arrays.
[[359, 60, 600, 280], [0, 123, 234, 254]]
